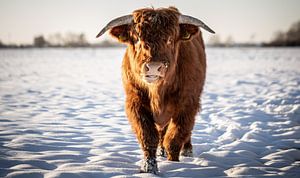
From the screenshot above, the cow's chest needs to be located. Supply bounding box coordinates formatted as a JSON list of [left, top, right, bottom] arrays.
[[153, 103, 174, 130]]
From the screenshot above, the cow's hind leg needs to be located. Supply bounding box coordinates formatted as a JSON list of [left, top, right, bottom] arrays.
[[163, 114, 195, 161], [157, 126, 167, 157], [180, 137, 193, 157]]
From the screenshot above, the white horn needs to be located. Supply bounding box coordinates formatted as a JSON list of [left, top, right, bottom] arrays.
[[96, 15, 133, 38], [179, 15, 215, 34]]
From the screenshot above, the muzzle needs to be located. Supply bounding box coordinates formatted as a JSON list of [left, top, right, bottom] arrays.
[[141, 61, 168, 83]]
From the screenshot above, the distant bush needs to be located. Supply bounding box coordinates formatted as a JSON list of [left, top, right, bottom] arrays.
[[34, 35, 48, 47], [267, 20, 300, 46]]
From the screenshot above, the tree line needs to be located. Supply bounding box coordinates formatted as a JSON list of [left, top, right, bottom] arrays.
[[0, 32, 123, 48], [0, 20, 299, 48], [207, 20, 300, 47], [33, 33, 88, 47]]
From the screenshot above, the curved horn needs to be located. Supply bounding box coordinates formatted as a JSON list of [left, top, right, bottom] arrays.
[[179, 15, 215, 34], [96, 15, 133, 38]]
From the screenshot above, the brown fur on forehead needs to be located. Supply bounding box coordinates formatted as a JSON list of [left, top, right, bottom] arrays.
[[132, 7, 180, 42]]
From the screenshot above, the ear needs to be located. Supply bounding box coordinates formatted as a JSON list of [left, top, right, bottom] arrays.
[[179, 24, 199, 40], [109, 25, 131, 43]]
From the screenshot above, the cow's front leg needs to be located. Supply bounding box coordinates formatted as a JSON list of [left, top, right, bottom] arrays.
[[126, 98, 159, 174], [163, 113, 195, 161]]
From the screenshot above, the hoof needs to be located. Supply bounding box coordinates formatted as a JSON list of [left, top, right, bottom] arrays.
[[180, 148, 193, 157], [140, 158, 158, 174], [157, 147, 167, 157]]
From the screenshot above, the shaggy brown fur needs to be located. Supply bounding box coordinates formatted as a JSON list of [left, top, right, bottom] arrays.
[[109, 6, 206, 169]]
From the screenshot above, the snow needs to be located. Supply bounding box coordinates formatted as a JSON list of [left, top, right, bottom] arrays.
[[0, 47, 300, 177]]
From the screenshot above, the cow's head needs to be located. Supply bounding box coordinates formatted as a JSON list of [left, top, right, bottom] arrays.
[[97, 7, 214, 84]]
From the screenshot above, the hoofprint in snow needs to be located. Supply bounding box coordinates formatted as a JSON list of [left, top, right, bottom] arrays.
[[0, 47, 300, 177]]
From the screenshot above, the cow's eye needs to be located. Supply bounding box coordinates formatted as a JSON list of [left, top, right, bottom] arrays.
[[167, 37, 173, 45]]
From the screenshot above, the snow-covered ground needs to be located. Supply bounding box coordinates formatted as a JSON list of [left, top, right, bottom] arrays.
[[0, 47, 300, 177]]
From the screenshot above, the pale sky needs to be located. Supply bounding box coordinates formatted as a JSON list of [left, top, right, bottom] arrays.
[[0, 0, 299, 45]]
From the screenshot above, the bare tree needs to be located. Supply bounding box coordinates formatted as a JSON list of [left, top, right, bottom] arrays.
[[47, 33, 64, 47], [224, 35, 235, 47], [208, 34, 222, 46], [63, 32, 89, 47]]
